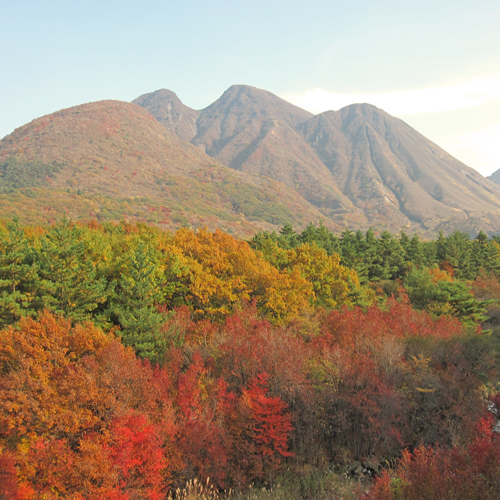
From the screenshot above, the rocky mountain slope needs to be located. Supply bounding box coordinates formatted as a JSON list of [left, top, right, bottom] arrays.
[[135, 86, 359, 221], [298, 104, 500, 233], [136, 85, 500, 235]]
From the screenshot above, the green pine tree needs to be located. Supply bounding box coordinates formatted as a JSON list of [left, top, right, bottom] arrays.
[[471, 230, 491, 276], [444, 231, 474, 280], [34, 219, 110, 323], [108, 242, 171, 364], [404, 266, 489, 328], [407, 234, 427, 269], [0, 219, 39, 326], [278, 223, 299, 249]]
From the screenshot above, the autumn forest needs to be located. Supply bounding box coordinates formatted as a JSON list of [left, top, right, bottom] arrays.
[[2, 219, 500, 499]]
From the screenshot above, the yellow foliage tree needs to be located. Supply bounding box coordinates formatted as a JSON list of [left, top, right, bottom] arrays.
[[285, 243, 361, 309], [162, 228, 313, 323]]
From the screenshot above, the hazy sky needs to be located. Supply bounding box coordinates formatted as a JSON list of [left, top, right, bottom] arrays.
[[2, 0, 499, 175]]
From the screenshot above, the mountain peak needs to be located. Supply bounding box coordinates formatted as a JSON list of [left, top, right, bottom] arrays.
[[132, 89, 198, 142], [131, 85, 500, 235], [223, 84, 260, 93], [135, 88, 180, 101], [338, 102, 391, 121], [340, 102, 383, 111]]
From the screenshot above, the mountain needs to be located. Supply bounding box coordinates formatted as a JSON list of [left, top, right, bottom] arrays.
[[298, 104, 500, 233], [488, 169, 500, 185], [133, 89, 199, 142], [2, 85, 500, 237], [0, 100, 330, 236], [136, 85, 500, 235], [136, 86, 358, 221]]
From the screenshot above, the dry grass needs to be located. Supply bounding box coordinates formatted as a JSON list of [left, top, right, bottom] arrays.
[[167, 473, 367, 500], [168, 478, 227, 500]]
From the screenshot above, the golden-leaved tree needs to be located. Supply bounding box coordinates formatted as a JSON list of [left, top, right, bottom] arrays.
[[161, 228, 313, 323]]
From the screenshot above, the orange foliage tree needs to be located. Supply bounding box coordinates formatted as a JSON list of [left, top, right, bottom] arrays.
[[0, 312, 175, 498]]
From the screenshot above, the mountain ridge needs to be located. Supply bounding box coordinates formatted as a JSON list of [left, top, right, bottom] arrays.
[[2, 85, 500, 236], [135, 85, 500, 235]]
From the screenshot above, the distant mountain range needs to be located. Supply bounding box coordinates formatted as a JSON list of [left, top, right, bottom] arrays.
[[2, 84, 500, 236]]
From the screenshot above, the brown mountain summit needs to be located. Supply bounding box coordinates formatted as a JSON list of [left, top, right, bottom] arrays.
[[136, 85, 500, 234], [133, 89, 199, 142]]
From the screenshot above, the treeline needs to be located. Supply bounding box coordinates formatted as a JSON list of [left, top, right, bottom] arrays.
[[0, 219, 368, 361], [1, 220, 500, 498], [251, 223, 500, 328], [251, 223, 500, 282]]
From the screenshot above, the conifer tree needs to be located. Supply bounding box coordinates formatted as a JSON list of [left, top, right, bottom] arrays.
[[0, 219, 38, 326], [399, 230, 410, 254], [249, 230, 279, 252], [352, 229, 371, 283], [339, 229, 356, 269], [340, 229, 370, 283], [422, 238, 438, 268], [278, 223, 299, 249], [299, 222, 318, 245], [108, 242, 171, 364], [378, 230, 406, 280], [314, 221, 341, 255], [444, 231, 474, 279], [436, 230, 447, 262], [472, 230, 490, 276], [485, 241, 500, 275], [404, 267, 489, 327], [34, 219, 110, 323], [407, 234, 427, 269], [365, 228, 389, 281], [438, 279, 490, 327]]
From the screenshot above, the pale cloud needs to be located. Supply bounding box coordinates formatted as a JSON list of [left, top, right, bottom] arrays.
[[282, 75, 500, 115], [442, 125, 500, 177]]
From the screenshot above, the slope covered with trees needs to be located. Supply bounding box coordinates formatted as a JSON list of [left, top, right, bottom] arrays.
[[0, 100, 328, 237], [1, 220, 500, 498]]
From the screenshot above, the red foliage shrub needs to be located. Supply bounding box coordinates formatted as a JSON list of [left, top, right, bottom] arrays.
[[367, 410, 500, 500], [217, 302, 311, 403], [224, 372, 293, 485], [0, 450, 21, 500], [322, 297, 463, 353], [107, 413, 166, 499], [244, 373, 293, 460]]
